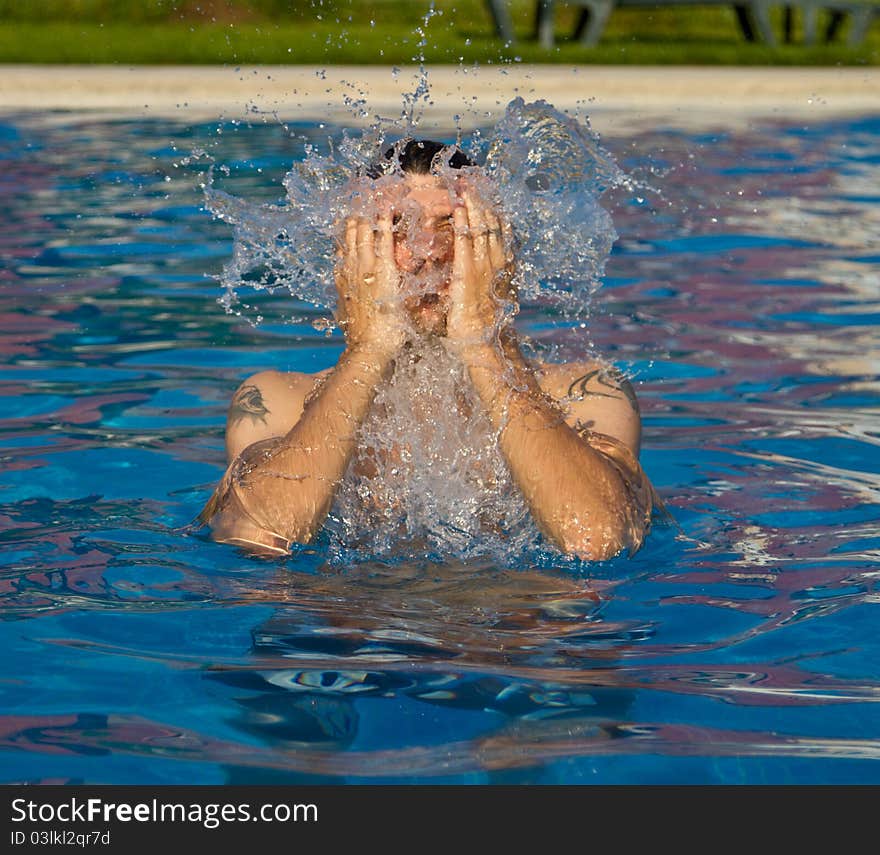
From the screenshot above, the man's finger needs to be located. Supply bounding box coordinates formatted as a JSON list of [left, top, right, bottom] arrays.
[[373, 213, 400, 305], [465, 191, 489, 263], [338, 217, 358, 285], [344, 218, 357, 263], [500, 217, 515, 266], [485, 208, 506, 271], [345, 216, 357, 242], [375, 213, 395, 269], [452, 205, 471, 282], [356, 217, 375, 280]]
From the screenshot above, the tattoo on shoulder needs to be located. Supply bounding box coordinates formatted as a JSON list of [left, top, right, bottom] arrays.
[[567, 366, 640, 414], [229, 384, 270, 425]]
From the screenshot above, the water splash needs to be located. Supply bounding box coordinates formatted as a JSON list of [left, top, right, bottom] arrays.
[[326, 337, 542, 563], [484, 98, 630, 317], [402, 2, 442, 129], [206, 97, 627, 326], [203, 90, 631, 563]]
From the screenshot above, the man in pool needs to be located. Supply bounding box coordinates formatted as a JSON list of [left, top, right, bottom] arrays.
[[199, 139, 656, 561]]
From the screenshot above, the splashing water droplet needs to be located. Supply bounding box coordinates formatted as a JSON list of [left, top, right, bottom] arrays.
[[312, 317, 336, 336]]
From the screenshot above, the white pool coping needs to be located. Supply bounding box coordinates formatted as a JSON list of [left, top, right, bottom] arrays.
[[2, 64, 879, 132]]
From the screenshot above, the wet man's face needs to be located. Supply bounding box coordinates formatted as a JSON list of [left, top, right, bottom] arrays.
[[391, 174, 456, 336]]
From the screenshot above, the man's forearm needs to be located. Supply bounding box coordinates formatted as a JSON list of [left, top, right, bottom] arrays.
[[233, 346, 394, 543], [452, 334, 637, 560]]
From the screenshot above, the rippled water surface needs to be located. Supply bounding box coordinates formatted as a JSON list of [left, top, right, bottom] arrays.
[[1, 109, 878, 784]]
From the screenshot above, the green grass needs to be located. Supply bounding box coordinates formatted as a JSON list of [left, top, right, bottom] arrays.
[[0, 2, 877, 64]]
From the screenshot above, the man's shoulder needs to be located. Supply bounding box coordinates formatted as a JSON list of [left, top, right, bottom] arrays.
[[242, 368, 332, 388], [535, 358, 613, 399], [535, 357, 643, 454], [240, 368, 330, 395], [224, 368, 333, 462]]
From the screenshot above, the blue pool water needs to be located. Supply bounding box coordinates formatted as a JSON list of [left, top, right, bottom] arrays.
[[1, 109, 878, 784]]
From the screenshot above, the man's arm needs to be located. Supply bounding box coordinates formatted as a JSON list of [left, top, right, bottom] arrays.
[[204, 347, 396, 548], [445, 190, 652, 561], [201, 214, 407, 552], [455, 336, 652, 561]]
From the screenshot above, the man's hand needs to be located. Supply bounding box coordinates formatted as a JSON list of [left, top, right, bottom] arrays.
[[335, 214, 408, 357], [445, 186, 515, 348]]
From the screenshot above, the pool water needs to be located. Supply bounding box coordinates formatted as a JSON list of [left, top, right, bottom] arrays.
[[1, 109, 878, 784]]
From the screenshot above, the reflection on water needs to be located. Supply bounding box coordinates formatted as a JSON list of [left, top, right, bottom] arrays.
[[0, 111, 878, 783]]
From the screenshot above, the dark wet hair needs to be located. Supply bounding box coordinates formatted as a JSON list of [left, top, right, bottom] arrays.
[[365, 138, 473, 179]]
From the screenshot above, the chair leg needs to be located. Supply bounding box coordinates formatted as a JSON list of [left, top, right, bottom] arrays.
[[748, 1, 778, 46], [578, 0, 614, 47], [733, 4, 757, 40], [802, 3, 818, 45], [573, 8, 591, 40], [846, 8, 874, 47], [825, 9, 845, 40], [536, 0, 556, 48], [486, 0, 516, 43], [783, 4, 794, 41]]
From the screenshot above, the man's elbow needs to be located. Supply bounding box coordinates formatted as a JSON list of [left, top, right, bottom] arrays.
[[559, 534, 627, 563], [206, 501, 306, 558], [554, 513, 630, 562]]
